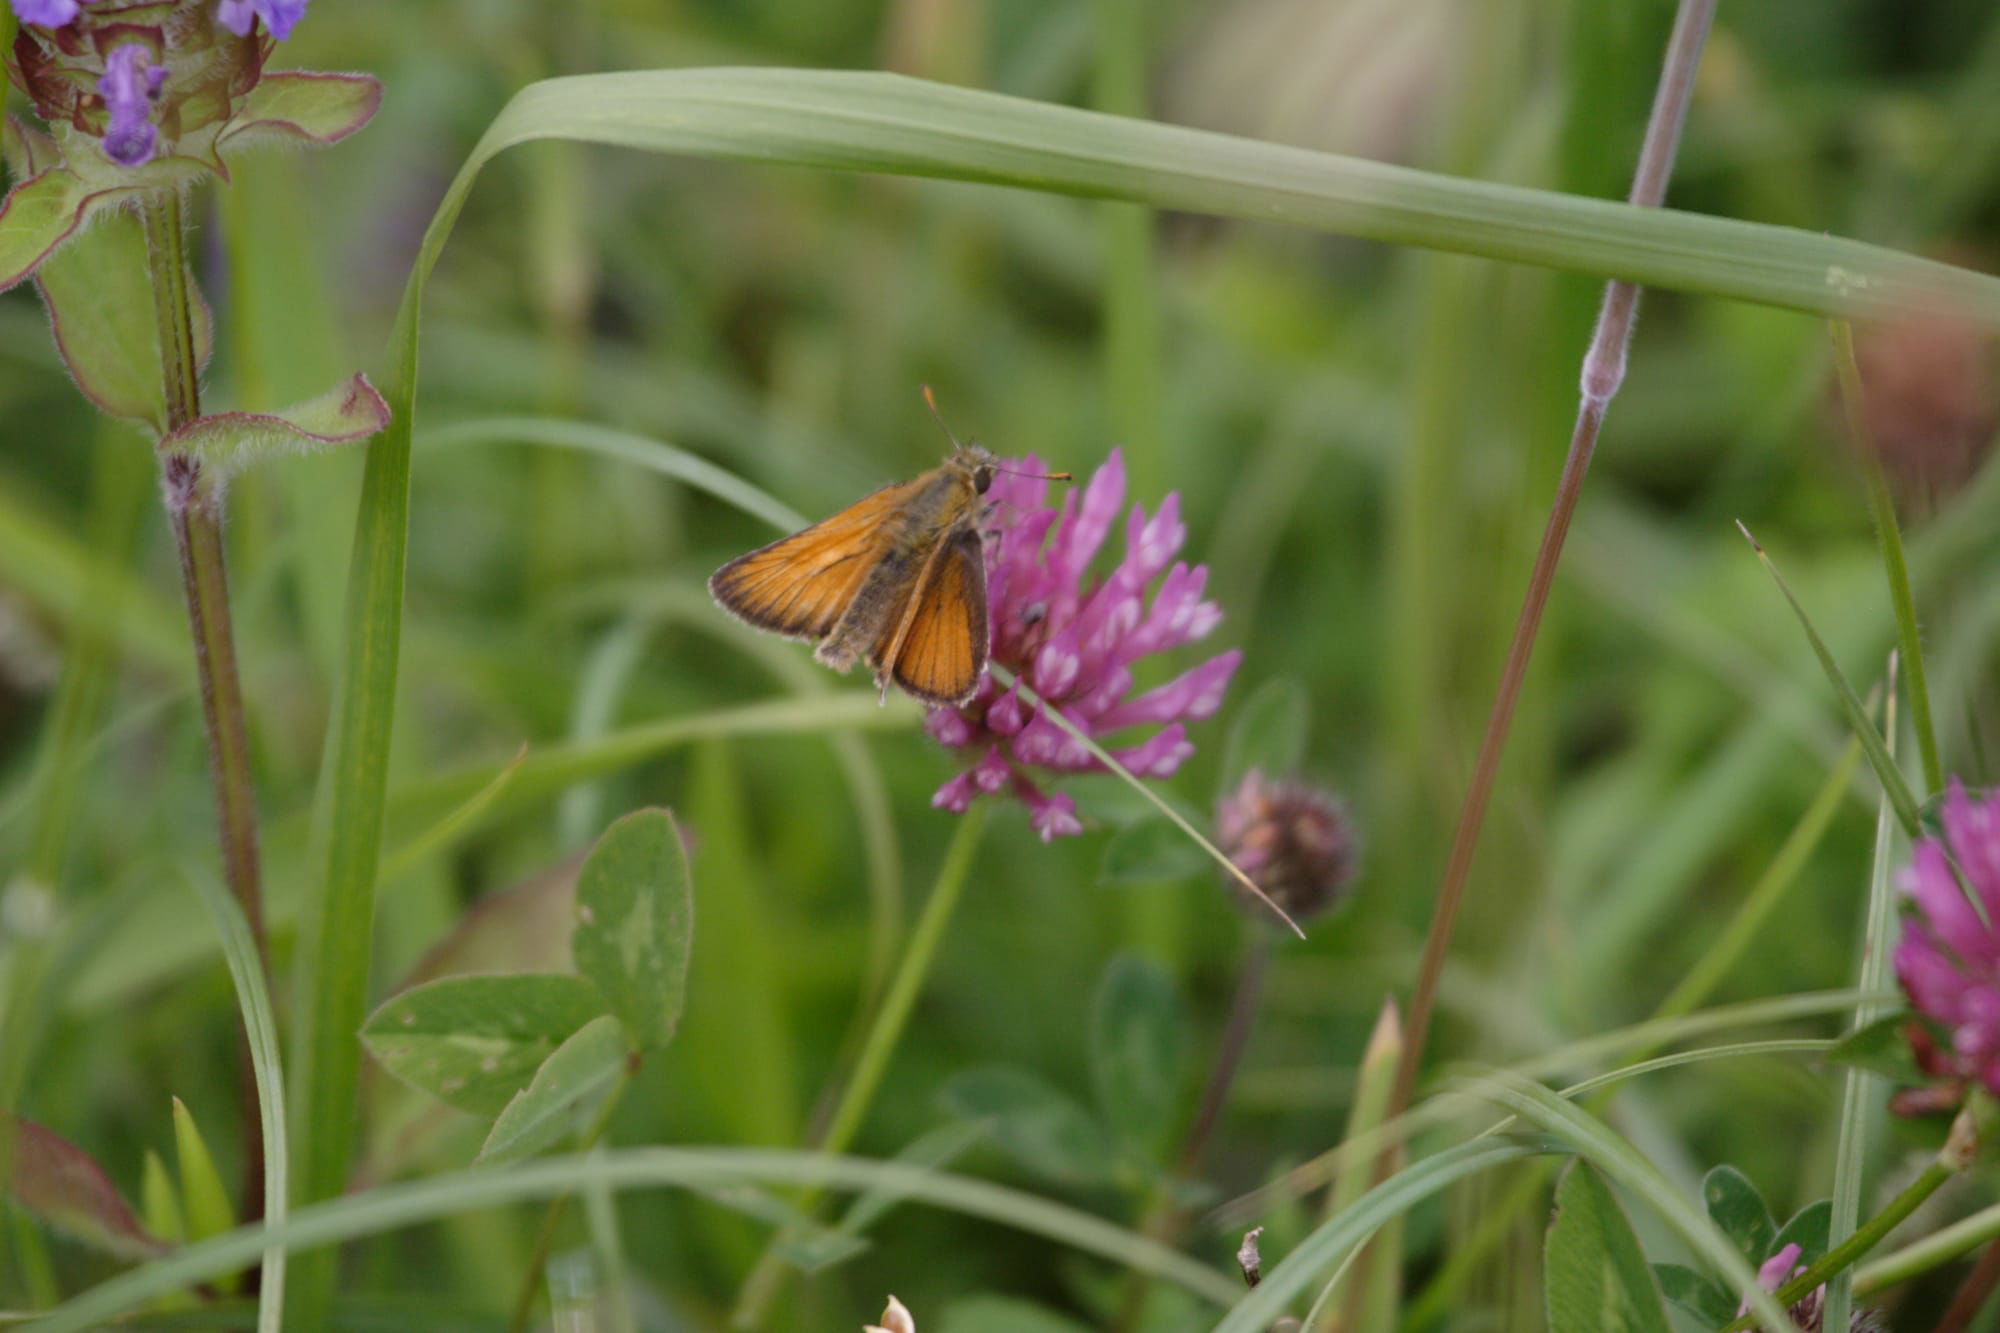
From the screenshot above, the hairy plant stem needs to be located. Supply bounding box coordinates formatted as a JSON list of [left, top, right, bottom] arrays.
[[1383, 0, 1717, 1135], [1112, 934, 1274, 1333], [507, 1055, 641, 1333], [731, 807, 987, 1328], [143, 190, 270, 1225]]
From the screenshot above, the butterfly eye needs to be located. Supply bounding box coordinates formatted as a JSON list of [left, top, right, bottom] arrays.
[[973, 465, 994, 495]]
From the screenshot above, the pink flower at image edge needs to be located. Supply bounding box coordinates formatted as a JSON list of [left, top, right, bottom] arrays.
[[1896, 780, 2000, 1097], [926, 447, 1240, 841]]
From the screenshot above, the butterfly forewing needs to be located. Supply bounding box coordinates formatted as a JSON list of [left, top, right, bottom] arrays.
[[872, 526, 988, 706], [708, 480, 922, 641]]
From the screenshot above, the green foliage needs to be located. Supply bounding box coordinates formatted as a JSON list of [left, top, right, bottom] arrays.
[[1699, 1165, 1777, 1275], [1544, 1161, 1671, 1333], [1088, 954, 1188, 1153], [479, 1016, 629, 1164], [571, 808, 694, 1052], [360, 973, 609, 1117], [9, 3, 2000, 1328], [941, 1067, 1118, 1189], [1218, 676, 1311, 793]]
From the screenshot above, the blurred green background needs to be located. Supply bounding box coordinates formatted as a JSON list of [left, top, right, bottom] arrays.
[[5, 0, 2000, 1327]]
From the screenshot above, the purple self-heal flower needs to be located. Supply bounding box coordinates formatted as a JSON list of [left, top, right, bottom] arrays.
[[98, 45, 168, 167], [925, 448, 1241, 841], [10, 0, 81, 27], [215, 0, 307, 40], [1896, 780, 2000, 1097]]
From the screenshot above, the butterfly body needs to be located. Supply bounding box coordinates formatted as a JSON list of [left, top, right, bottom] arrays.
[[710, 444, 997, 706]]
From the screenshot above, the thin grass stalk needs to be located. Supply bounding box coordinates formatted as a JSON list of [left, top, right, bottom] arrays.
[[1931, 1239, 2000, 1333], [1824, 660, 1900, 1333], [508, 1059, 641, 1333], [141, 190, 270, 1232], [731, 808, 987, 1327], [1384, 0, 1717, 1128], [1832, 319, 1946, 795]]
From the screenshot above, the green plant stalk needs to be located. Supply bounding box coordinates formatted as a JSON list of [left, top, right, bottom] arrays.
[[731, 807, 987, 1327], [508, 1057, 641, 1333], [1831, 320, 1945, 795], [142, 190, 271, 1229], [286, 246, 423, 1332], [1385, 0, 1717, 1142], [1721, 1162, 1955, 1331], [1736, 523, 1923, 835], [1860, 1199, 2000, 1296], [1824, 677, 1899, 1333]]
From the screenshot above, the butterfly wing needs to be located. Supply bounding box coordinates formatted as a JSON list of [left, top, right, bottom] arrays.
[[709, 479, 924, 642], [870, 525, 988, 706]]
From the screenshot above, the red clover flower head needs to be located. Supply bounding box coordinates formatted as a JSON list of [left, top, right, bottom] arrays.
[[925, 448, 1241, 841], [1216, 771, 1358, 922], [1894, 780, 2000, 1098]]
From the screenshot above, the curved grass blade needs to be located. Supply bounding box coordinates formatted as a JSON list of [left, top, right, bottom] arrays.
[[1735, 522, 1921, 836], [32, 1147, 1243, 1331], [1210, 1136, 1566, 1333], [1457, 1071, 1797, 1333], [419, 417, 809, 533], [180, 867, 287, 1333]]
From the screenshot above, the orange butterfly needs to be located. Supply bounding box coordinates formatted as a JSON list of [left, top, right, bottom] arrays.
[[710, 390, 1068, 707]]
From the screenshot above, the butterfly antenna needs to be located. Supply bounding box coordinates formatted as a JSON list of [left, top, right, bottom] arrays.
[[920, 384, 963, 450], [922, 385, 1073, 482]]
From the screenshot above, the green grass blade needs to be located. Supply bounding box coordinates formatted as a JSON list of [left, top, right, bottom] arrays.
[[1211, 1136, 1565, 1333], [1735, 522, 1922, 835], [1457, 1071, 1798, 1333], [419, 417, 809, 533], [1823, 683, 1902, 1333], [1830, 321, 1945, 795], [30, 1148, 1242, 1331], [469, 69, 2000, 324], [180, 868, 287, 1333]]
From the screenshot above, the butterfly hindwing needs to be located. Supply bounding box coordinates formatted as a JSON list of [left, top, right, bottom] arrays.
[[708, 480, 923, 642], [871, 525, 987, 706]]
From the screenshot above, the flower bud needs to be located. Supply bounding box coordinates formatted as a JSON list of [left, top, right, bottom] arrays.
[[1847, 297, 1998, 498], [7, 2, 271, 168], [1216, 771, 1358, 923]]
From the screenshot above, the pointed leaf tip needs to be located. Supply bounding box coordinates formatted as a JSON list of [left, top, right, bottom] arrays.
[[162, 373, 392, 479], [5, 1112, 167, 1261], [220, 72, 385, 155]]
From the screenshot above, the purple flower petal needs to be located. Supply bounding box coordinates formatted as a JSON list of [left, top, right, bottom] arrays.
[[216, 0, 309, 40], [1943, 779, 2000, 918], [98, 45, 167, 167], [11, 0, 81, 26], [1757, 1243, 1802, 1291], [923, 447, 1238, 837], [1895, 782, 2000, 1099]]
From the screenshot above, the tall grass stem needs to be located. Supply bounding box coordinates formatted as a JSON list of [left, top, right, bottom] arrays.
[[142, 189, 271, 1226], [1385, 0, 1717, 1128]]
